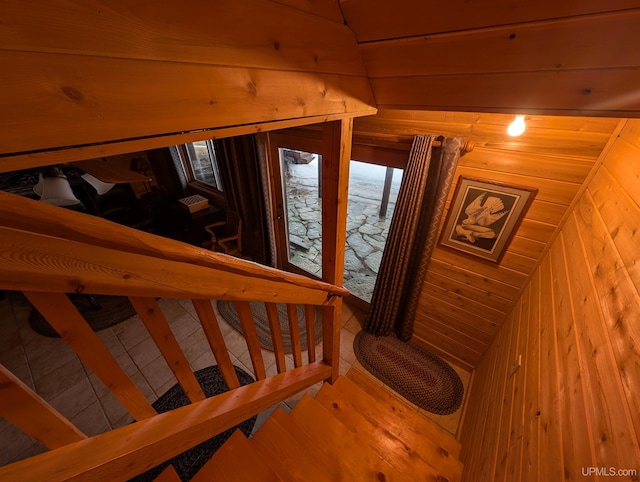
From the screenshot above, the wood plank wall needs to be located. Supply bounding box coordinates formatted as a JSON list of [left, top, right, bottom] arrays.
[[0, 1, 375, 163], [354, 109, 620, 369], [341, 1, 640, 116], [459, 119, 640, 481]]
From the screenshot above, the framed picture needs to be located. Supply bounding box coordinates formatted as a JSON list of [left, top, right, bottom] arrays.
[[439, 177, 537, 263]]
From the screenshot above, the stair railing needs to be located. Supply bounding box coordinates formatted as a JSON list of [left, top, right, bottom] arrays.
[[0, 192, 347, 481]]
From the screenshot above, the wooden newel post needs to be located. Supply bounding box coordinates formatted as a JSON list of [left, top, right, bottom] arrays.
[[321, 118, 353, 383]]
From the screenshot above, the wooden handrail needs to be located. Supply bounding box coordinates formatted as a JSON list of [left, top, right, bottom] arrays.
[[0, 191, 349, 297], [0, 227, 335, 304], [0, 363, 332, 482]]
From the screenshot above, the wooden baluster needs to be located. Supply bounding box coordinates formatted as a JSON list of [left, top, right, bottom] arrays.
[[130, 297, 205, 403], [322, 296, 342, 383], [265, 302, 286, 374], [191, 299, 240, 389], [0, 364, 86, 449], [234, 301, 267, 380], [24, 292, 157, 420], [287, 304, 303, 368], [305, 305, 316, 363]]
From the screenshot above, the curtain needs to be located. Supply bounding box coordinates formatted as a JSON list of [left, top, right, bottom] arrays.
[[213, 135, 271, 265], [363, 135, 463, 340]]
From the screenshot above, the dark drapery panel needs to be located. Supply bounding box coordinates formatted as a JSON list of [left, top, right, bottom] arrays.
[[213, 135, 271, 265], [363, 135, 462, 340]]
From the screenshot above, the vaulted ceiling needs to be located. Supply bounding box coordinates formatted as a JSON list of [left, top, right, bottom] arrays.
[[2, 0, 639, 369]]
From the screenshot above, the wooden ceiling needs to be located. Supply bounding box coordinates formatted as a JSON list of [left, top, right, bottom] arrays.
[[341, 1, 640, 117], [354, 110, 623, 368]]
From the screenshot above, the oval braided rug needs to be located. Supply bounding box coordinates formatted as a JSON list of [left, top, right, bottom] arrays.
[[353, 331, 464, 415]]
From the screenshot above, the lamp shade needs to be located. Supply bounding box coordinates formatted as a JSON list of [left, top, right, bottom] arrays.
[[39, 176, 82, 207], [81, 173, 115, 195]]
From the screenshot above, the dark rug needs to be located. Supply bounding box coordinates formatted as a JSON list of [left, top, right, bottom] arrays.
[[217, 300, 322, 353], [353, 331, 464, 415], [130, 365, 256, 482], [29, 294, 136, 337]]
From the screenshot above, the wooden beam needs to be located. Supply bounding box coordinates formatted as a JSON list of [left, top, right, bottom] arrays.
[[0, 50, 376, 156], [0, 363, 332, 482], [321, 118, 352, 285], [320, 118, 352, 382]]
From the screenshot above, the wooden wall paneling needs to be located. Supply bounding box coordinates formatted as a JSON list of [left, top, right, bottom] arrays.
[[507, 237, 546, 260], [586, 177, 640, 441], [525, 200, 567, 226], [0, 50, 375, 155], [361, 10, 640, 77], [414, 302, 494, 347], [492, 300, 522, 481], [499, 252, 537, 275], [1, 1, 363, 75], [371, 68, 640, 117], [268, 0, 345, 22], [548, 237, 596, 480], [458, 149, 596, 184], [420, 281, 506, 324], [505, 285, 530, 480], [412, 322, 482, 369], [430, 249, 527, 290], [357, 108, 621, 136], [340, 0, 637, 42], [427, 258, 521, 301], [479, 314, 517, 481], [537, 255, 565, 481], [521, 271, 540, 481], [414, 309, 491, 353], [516, 219, 556, 244], [418, 294, 500, 335], [355, 116, 613, 160], [455, 166, 580, 205], [563, 213, 640, 466]]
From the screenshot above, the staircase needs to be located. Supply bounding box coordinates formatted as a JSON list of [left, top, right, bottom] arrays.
[[197, 369, 463, 482]]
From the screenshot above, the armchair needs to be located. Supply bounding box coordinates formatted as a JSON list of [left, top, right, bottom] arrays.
[[205, 210, 243, 255]]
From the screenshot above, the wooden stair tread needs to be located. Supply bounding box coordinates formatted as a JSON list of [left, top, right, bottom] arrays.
[[251, 407, 357, 482], [191, 430, 282, 482], [343, 369, 462, 458], [315, 382, 462, 482], [290, 394, 405, 481]]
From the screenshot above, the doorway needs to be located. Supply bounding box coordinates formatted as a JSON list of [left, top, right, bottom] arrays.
[[267, 132, 404, 305]]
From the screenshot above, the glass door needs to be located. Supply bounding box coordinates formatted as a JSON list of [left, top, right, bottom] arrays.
[[273, 147, 323, 277], [343, 161, 403, 302]]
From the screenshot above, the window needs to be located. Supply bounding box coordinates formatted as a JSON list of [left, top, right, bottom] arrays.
[[177, 140, 223, 192]]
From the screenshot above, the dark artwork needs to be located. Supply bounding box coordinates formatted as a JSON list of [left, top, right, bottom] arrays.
[[451, 187, 518, 253]]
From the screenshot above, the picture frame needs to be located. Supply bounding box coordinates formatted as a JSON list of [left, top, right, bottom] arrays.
[[439, 177, 537, 263]]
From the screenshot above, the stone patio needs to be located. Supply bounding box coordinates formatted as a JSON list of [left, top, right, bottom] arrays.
[[284, 158, 402, 302]]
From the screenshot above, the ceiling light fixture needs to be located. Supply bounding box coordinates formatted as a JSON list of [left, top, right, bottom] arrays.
[[507, 115, 526, 137]]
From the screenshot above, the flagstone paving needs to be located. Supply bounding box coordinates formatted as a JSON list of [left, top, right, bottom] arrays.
[[284, 159, 401, 302]]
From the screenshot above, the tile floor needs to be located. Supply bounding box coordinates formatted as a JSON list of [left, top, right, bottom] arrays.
[[0, 292, 471, 467]]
